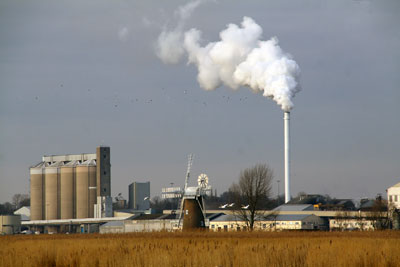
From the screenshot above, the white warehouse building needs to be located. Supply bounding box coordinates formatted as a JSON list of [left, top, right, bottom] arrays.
[[387, 182, 400, 209]]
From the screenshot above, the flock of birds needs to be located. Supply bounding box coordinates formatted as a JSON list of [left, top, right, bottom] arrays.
[[219, 203, 249, 209], [34, 85, 249, 108]]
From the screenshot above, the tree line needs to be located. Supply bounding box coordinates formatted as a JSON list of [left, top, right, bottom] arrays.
[[0, 194, 30, 215]]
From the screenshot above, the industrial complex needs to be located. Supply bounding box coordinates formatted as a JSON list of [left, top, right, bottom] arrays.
[[0, 146, 399, 235], [25, 147, 113, 233], [30, 146, 112, 221]]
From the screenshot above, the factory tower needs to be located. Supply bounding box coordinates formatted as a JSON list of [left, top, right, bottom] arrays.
[[30, 146, 111, 220]]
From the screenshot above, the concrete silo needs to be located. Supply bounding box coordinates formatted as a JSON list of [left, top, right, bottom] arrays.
[[76, 160, 96, 218], [30, 162, 47, 220], [29, 147, 111, 221], [88, 161, 96, 218], [60, 161, 78, 219], [44, 161, 63, 220]]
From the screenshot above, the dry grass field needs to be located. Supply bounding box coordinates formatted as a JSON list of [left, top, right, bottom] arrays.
[[1, 231, 400, 267]]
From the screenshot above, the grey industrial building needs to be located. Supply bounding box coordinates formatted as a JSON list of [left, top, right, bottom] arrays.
[[29, 146, 111, 221], [0, 215, 21, 235], [129, 182, 150, 210]]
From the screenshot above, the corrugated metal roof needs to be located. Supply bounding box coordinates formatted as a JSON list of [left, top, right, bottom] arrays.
[[133, 214, 165, 220], [211, 214, 240, 222], [273, 204, 314, 211], [211, 213, 316, 222], [101, 221, 124, 227], [265, 214, 314, 221], [206, 213, 225, 220]]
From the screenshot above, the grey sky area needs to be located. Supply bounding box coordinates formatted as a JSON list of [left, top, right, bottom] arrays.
[[0, 0, 399, 203]]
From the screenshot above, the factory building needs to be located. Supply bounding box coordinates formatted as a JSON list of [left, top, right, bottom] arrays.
[[128, 182, 150, 210], [387, 182, 400, 209], [0, 215, 21, 235], [14, 206, 30, 221], [209, 214, 327, 231], [30, 146, 111, 221]]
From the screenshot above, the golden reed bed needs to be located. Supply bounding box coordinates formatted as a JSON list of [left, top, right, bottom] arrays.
[[1, 231, 399, 267]]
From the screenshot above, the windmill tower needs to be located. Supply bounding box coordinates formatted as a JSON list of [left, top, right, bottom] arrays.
[[177, 154, 207, 230]]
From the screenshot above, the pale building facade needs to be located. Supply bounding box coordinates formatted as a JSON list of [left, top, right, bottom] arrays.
[[329, 218, 375, 231], [209, 214, 326, 231], [387, 182, 400, 209]]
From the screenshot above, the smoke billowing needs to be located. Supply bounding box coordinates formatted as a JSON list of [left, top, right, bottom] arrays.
[[156, 0, 202, 64], [156, 2, 301, 112]]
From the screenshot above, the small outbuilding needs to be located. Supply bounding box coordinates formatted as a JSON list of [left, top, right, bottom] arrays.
[[0, 215, 21, 235], [14, 206, 31, 221]]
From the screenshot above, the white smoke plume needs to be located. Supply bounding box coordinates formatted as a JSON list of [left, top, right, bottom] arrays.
[[155, 0, 202, 64], [156, 6, 300, 111], [118, 26, 130, 42]]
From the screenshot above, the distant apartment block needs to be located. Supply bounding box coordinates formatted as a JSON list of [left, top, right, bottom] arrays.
[[129, 182, 150, 210]]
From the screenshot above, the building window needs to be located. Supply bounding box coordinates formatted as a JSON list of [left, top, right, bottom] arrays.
[[211, 225, 215, 229], [395, 195, 398, 202], [103, 171, 107, 175], [263, 224, 266, 229], [389, 195, 393, 202]]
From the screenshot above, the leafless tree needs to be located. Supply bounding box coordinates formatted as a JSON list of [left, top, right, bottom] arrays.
[[12, 194, 29, 210], [229, 163, 273, 230], [370, 197, 390, 229]]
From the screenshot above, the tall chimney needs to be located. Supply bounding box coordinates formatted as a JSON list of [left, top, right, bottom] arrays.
[[284, 111, 290, 203]]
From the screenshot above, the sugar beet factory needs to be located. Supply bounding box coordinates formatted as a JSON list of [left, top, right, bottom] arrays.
[[0, 1, 399, 237], [1, 145, 400, 235]]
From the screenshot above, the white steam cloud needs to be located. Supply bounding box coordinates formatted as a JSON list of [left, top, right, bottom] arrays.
[[118, 27, 129, 42], [156, 3, 300, 111], [156, 0, 202, 64]]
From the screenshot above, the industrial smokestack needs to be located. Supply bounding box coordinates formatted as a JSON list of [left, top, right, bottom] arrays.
[[156, 2, 301, 204], [284, 111, 290, 203]]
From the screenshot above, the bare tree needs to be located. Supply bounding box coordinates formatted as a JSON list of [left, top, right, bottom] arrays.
[[230, 163, 273, 230], [12, 194, 29, 210], [370, 197, 390, 229]]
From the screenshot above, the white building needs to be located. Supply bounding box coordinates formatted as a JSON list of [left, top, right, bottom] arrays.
[[209, 214, 327, 231], [329, 217, 375, 231], [99, 214, 177, 233], [387, 182, 400, 209], [14, 206, 30, 221]]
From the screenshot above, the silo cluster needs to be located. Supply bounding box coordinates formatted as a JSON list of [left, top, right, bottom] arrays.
[[29, 147, 110, 221]]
